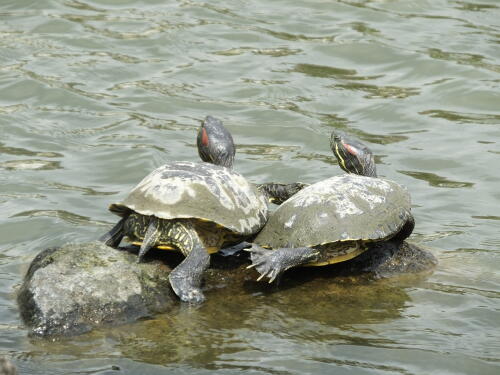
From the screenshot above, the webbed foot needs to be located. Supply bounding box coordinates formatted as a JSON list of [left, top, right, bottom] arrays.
[[246, 244, 289, 283], [169, 272, 206, 304], [247, 244, 321, 283]]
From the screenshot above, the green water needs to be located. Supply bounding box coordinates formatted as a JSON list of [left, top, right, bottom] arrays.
[[1, 0, 499, 374]]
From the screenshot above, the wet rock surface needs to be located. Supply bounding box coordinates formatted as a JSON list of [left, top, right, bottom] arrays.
[[17, 240, 436, 338], [17, 242, 176, 337], [340, 241, 438, 278]]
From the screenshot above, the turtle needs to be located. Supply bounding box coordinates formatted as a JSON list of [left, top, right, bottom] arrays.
[[247, 132, 416, 282], [99, 116, 304, 302]]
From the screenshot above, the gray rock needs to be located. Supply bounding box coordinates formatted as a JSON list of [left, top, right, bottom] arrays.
[[340, 241, 438, 278], [17, 240, 436, 338], [17, 241, 176, 337]]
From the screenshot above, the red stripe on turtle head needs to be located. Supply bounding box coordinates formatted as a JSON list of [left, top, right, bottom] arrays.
[[201, 128, 209, 146], [343, 141, 359, 156]]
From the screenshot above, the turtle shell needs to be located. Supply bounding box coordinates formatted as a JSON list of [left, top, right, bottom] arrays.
[[109, 161, 268, 236], [255, 174, 412, 248]]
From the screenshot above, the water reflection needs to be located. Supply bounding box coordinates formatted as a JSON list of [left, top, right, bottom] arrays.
[[419, 109, 500, 125], [45, 182, 116, 196], [238, 144, 301, 161], [292, 64, 358, 79], [319, 114, 410, 145], [64, 0, 107, 13], [293, 152, 337, 164], [128, 113, 197, 132], [399, 170, 474, 188], [258, 28, 336, 43], [11, 210, 108, 227], [214, 47, 302, 57], [427, 48, 500, 73], [1, 0, 499, 373], [93, 266, 413, 365], [454, 2, 498, 12], [472, 215, 500, 221], [0, 143, 62, 158], [110, 80, 196, 98], [0, 159, 61, 171], [332, 82, 420, 99]]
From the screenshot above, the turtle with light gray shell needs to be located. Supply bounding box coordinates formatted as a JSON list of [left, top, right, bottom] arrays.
[[100, 116, 304, 303], [248, 132, 418, 282]]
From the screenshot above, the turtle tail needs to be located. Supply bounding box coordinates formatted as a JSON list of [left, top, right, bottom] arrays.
[[99, 217, 127, 248]]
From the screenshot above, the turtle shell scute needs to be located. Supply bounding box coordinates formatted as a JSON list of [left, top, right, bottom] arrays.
[[110, 161, 268, 236], [255, 174, 412, 248]]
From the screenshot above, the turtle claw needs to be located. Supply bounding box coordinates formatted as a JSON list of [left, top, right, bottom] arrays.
[[268, 269, 280, 283], [247, 244, 286, 283]]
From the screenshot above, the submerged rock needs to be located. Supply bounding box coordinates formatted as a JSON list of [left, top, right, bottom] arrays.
[[17, 240, 436, 338], [17, 242, 176, 337], [340, 241, 438, 278]]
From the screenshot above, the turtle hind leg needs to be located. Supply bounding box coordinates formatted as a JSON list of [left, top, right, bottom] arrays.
[[168, 223, 210, 303], [169, 244, 210, 303], [247, 244, 320, 283], [99, 217, 127, 248]]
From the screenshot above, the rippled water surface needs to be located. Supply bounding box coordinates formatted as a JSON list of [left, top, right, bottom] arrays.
[[1, 0, 499, 374]]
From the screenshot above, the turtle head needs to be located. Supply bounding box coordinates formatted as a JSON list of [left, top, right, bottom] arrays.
[[330, 132, 377, 177], [197, 116, 235, 168]]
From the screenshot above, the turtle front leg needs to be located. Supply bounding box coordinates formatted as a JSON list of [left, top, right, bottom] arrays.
[[256, 182, 309, 205], [169, 225, 210, 304], [99, 217, 127, 248], [137, 216, 161, 261], [247, 244, 320, 283]]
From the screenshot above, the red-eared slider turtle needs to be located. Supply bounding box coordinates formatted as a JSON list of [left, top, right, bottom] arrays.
[[248, 132, 415, 282], [99, 116, 272, 303], [100, 116, 303, 302]]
